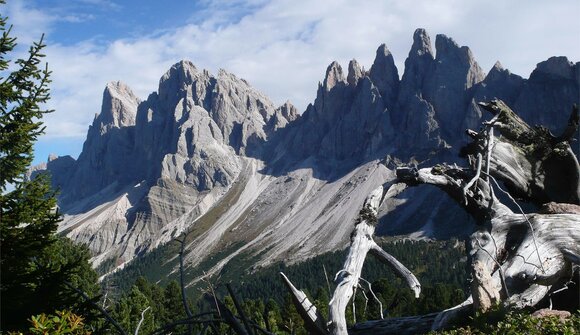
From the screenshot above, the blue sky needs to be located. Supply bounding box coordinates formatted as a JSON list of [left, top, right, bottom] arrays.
[[4, 0, 580, 166]]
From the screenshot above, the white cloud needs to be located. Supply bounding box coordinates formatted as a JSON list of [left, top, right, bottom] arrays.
[[4, 1, 54, 46], [7, 0, 580, 155]]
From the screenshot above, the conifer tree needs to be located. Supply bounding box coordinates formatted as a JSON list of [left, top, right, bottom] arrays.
[[0, 3, 99, 331]]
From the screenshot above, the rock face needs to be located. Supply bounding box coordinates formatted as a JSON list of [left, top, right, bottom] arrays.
[[35, 29, 579, 280], [44, 61, 292, 267]]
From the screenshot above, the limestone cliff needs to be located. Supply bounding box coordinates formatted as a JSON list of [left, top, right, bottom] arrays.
[[34, 29, 579, 280]]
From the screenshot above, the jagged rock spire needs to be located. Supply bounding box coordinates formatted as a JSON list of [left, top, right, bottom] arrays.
[[97, 81, 140, 130], [369, 43, 399, 108], [323, 61, 346, 91], [347, 59, 363, 86]]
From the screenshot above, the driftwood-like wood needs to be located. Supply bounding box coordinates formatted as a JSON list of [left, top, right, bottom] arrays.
[[282, 100, 579, 334], [398, 165, 580, 313], [462, 100, 580, 205], [282, 186, 420, 335], [280, 273, 328, 335], [328, 186, 420, 335], [394, 99, 580, 329]]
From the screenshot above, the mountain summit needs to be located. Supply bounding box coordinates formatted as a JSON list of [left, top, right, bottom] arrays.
[[35, 29, 579, 280]]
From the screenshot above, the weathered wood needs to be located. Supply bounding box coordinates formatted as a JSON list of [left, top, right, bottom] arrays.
[[396, 165, 512, 223], [470, 212, 580, 309], [467, 100, 580, 204], [282, 186, 421, 335], [284, 99, 579, 333], [394, 98, 580, 327], [349, 312, 439, 335], [397, 161, 580, 314], [368, 243, 420, 298], [328, 186, 384, 335], [349, 298, 473, 335], [327, 186, 421, 335], [280, 272, 328, 335]]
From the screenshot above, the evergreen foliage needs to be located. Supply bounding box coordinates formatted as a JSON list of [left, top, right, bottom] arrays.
[[430, 308, 580, 335], [102, 278, 191, 334], [0, 4, 101, 331], [101, 240, 468, 334]]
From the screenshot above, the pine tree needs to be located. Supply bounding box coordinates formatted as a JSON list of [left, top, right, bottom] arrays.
[[0, 3, 100, 331]]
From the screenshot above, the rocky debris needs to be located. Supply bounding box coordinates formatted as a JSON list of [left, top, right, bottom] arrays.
[[531, 309, 571, 321], [538, 202, 580, 214]]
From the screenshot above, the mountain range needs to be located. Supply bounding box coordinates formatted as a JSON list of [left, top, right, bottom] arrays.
[[31, 28, 580, 282]]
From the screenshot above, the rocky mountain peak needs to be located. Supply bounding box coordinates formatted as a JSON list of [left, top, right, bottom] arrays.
[[369, 43, 399, 107], [96, 81, 140, 130], [267, 101, 299, 133], [532, 56, 575, 80], [434, 34, 483, 84], [158, 60, 201, 103], [492, 61, 504, 71], [347, 59, 364, 86], [39, 28, 578, 283], [164, 60, 198, 83], [483, 61, 522, 87], [323, 61, 346, 91], [278, 101, 298, 121], [399, 29, 435, 94], [411, 28, 434, 58]]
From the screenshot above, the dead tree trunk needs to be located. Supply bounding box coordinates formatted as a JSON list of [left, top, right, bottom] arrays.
[[461, 100, 579, 205], [392, 100, 580, 326], [282, 186, 421, 335], [328, 186, 421, 335], [283, 100, 579, 334], [396, 165, 580, 313]]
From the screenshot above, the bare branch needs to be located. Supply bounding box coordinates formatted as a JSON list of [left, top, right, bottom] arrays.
[[134, 306, 150, 335], [62, 280, 127, 335], [226, 283, 256, 335], [280, 272, 329, 335], [369, 243, 421, 298]]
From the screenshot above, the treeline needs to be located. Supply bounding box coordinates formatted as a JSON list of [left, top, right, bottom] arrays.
[[94, 239, 468, 334], [229, 239, 468, 306]]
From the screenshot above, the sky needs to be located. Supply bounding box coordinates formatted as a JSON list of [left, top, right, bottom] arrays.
[[4, 0, 580, 166]]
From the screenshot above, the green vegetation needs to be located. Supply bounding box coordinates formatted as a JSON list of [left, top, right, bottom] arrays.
[[431, 308, 580, 335], [100, 239, 469, 334], [0, 5, 101, 332], [8, 310, 93, 335], [103, 278, 191, 334]]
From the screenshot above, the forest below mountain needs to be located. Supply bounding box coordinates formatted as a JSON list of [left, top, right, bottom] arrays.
[[101, 239, 468, 334]]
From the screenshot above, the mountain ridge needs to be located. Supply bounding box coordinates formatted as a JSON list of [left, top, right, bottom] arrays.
[[32, 28, 579, 282]]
